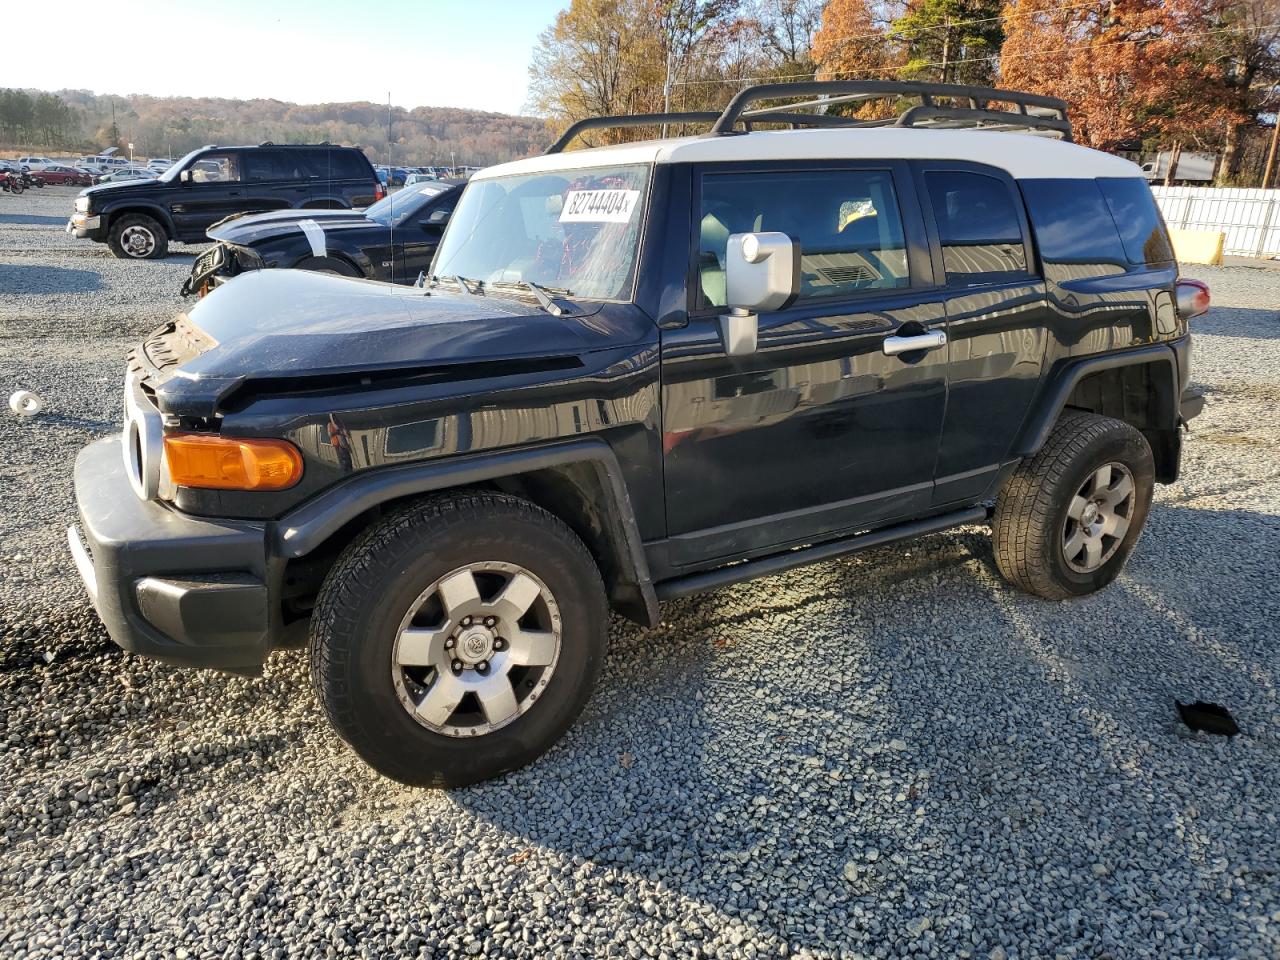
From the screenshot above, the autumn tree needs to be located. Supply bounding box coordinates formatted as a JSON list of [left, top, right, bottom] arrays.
[[812, 0, 904, 80], [999, 0, 1241, 151], [529, 0, 831, 142], [756, 0, 826, 73], [1206, 0, 1280, 182]]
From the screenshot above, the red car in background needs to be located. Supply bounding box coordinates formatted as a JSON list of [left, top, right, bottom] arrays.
[[33, 164, 94, 186]]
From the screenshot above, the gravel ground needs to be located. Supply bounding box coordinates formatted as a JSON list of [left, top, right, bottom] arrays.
[[1, 187, 1278, 959]]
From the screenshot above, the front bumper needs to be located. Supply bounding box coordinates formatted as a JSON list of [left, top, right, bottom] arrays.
[[1181, 387, 1206, 423], [70, 436, 277, 674], [181, 243, 236, 297], [66, 212, 104, 240]]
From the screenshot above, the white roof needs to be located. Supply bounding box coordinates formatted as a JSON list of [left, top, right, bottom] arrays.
[[476, 127, 1140, 182]]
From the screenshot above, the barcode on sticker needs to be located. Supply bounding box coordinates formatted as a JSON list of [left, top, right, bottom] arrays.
[[559, 189, 640, 223]]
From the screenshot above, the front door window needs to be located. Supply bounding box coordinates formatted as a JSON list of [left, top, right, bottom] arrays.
[[190, 153, 241, 184], [697, 169, 910, 308]]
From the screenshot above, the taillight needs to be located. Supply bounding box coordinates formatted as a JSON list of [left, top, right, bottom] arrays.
[[164, 433, 303, 491], [1176, 278, 1210, 319], [374, 183, 385, 201]]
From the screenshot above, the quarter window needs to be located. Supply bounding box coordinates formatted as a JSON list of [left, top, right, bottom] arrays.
[[697, 169, 910, 308], [1096, 178, 1175, 266], [924, 170, 1029, 285]]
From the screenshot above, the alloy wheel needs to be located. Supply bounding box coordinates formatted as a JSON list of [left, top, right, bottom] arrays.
[[120, 225, 156, 257], [390, 562, 562, 737], [1062, 462, 1135, 573]]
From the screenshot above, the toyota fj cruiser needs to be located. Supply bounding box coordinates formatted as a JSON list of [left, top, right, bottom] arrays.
[[69, 82, 1209, 786]]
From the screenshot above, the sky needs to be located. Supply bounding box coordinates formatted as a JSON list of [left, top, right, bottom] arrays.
[[0, 0, 568, 116]]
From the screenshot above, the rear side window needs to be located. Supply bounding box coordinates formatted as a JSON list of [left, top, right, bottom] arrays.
[[302, 149, 372, 181], [697, 168, 910, 307], [1020, 179, 1128, 280], [1096, 178, 1175, 266], [242, 150, 288, 181], [924, 170, 1029, 285]]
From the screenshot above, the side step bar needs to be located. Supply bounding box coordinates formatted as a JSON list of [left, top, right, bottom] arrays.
[[654, 506, 989, 601]]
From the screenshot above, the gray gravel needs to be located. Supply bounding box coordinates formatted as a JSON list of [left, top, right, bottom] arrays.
[[2, 189, 1279, 959]]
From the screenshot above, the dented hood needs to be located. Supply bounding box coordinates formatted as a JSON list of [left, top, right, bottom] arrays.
[[151, 269, 631, 416]]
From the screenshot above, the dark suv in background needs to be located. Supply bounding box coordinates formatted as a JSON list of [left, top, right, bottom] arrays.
[[67, 143, 382, 259]]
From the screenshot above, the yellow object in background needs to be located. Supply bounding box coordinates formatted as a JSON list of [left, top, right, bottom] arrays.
[[1168, 228, 1225, 266]]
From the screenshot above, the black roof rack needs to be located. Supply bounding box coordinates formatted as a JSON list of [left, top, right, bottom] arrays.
[[545, 80, 1071, 153]]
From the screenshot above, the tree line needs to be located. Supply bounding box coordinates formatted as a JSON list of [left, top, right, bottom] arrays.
[[2, 89, 549, 167], [0, 89, 83, 147], [529, 0, 1280, 185]]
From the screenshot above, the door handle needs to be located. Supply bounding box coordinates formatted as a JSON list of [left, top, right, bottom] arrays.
[[882, 329, 947, 356]]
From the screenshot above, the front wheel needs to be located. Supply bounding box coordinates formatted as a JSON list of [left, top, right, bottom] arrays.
[[309, 492, 609, 787], [108, 213, 169, 259], [992, 411, 1154, 600]]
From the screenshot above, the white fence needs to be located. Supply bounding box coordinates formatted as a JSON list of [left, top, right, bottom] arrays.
[[1150, 185, 1280, 258]]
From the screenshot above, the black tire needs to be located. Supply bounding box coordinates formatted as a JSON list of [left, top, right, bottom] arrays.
[[309, 491, 609, 787], [9, 179, 23, 194], [293, 255, 362, 277], [108, 213, 169, 259], [992, 411, 1154, 600]]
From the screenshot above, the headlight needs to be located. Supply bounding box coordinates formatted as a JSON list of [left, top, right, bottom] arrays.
[[75, 196, 91, 213]]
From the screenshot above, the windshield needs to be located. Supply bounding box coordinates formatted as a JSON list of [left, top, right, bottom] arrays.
[[366, 182, 450, 227], [158, 148, 207, 183], [432, 163, 651, 302]]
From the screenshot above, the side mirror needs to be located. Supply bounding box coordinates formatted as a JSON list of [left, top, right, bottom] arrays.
[[719, 232, 799, 356], [179, 169, 191, 184], [424, 208, 450, 226]]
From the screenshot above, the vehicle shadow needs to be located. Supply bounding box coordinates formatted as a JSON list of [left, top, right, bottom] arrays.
[[445, 505, 1277, 955], [0, 264, 103, 295], [1193, 305, 1279, 340], [0, 213, 67, 227]]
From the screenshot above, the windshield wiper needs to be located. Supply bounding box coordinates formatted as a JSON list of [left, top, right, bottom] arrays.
[[430, 274, 483, 296], [490, 279, 576, 317]]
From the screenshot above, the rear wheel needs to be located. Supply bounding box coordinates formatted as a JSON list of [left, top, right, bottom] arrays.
[[309, 492, 609, 787], [108, 214, 169, 259], [992, 411, 1154, 599]]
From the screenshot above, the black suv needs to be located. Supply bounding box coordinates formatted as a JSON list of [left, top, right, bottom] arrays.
[[69, 82, 1208, 787], [179, 179, 464, 295], [67, 143, 382, 259]]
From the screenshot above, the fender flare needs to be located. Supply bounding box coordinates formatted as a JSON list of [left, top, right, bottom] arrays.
[[272, 438, 659, 626], [101, 201, 177, 238], [1013, 342, 1179, 458]]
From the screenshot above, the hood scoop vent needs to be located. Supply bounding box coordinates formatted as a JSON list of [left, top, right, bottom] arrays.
[[216, 354, 584, 412]]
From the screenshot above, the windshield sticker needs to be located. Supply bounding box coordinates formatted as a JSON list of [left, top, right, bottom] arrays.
[[559, 189, 640, 224], [418, 185, 444, 196]]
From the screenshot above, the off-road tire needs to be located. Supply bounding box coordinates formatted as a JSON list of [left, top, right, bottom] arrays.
[[309, 491, 609, 787], [108, 213, 169, 260], [992, 411, 1154, 600]]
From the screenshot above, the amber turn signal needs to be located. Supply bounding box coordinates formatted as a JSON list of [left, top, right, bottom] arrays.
[[163, 433, 303, 491]]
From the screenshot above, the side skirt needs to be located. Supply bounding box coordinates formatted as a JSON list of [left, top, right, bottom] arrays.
[[653, 505, 988, 601]]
